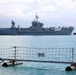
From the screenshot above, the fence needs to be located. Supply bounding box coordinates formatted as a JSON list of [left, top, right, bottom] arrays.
[[0, 46, 76, 64]]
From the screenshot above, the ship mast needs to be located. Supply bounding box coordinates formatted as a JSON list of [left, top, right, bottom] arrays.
[[35, 12, 39, 22], [11, 20, 15, 28]]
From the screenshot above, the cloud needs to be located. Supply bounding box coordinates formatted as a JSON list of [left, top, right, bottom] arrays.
[[37, 0, 54, 5], [0, 3, 28, 17], [0, 0, 76, 27], [36, 0, 76, 12], [0, 0, 35, 4], [0, 0, 36, 18], [0, 0, 76, 17], [25, 0, 76, 18]]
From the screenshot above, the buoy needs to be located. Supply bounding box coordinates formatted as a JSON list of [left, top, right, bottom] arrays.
[[2, 63, 8, 67], [65, 63, 76, 71], [65, 66, 75, 71]]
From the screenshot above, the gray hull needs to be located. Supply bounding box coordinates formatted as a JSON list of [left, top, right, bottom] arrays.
[[0, 27, 74, 35]]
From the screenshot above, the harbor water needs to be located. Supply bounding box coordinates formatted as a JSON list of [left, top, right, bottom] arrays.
[[0, 35, 76, 75]]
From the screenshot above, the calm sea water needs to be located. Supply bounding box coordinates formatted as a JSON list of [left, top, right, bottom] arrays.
[[0, 35, 76, 75]]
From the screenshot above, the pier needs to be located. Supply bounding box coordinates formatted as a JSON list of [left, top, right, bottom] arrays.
[[0, 46, 76, 71]]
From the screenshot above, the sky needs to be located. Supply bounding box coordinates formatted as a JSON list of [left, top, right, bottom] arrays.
[[0, 0, 76, 29]]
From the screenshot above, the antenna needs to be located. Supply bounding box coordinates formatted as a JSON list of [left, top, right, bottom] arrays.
[[35, 12, 39, 22], [72, 0, 76, 1]]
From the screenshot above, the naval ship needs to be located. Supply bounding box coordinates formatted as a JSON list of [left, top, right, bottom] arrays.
[[0, 14, 74, 35]]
